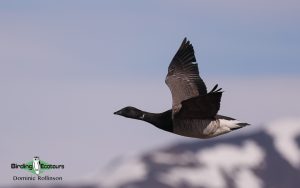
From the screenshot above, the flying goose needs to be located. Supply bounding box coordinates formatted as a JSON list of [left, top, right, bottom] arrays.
[[114, 38, 249, 139]]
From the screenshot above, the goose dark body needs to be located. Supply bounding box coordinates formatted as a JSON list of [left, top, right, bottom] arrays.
[[114, 38, 249, 139]]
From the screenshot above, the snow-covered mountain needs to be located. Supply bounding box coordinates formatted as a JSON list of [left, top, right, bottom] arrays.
[[97, 118, 300, 188]]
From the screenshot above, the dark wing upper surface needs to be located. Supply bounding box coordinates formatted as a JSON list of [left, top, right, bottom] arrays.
[[165, 38, 207, 111], [175, 89, 223, 119]]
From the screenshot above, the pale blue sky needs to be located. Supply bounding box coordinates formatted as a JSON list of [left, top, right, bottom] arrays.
[[0, 0, 299, 184], [0, 0, 299, 82]]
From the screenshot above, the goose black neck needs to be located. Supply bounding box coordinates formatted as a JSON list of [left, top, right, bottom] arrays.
[[140, 110, 173, 133]]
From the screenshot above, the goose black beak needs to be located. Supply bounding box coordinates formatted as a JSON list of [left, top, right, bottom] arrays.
[[114, 110, 121, 115]]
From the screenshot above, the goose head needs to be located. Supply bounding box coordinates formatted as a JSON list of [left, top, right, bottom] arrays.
[[114, 106, 144, 120]]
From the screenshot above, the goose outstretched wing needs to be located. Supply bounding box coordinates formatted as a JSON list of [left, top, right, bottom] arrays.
[[165, 38, 207, 113], [175, 87, 223, 119]]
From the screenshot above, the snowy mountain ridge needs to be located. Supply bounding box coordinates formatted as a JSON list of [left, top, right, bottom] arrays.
[[97, 118, 300, 188]]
